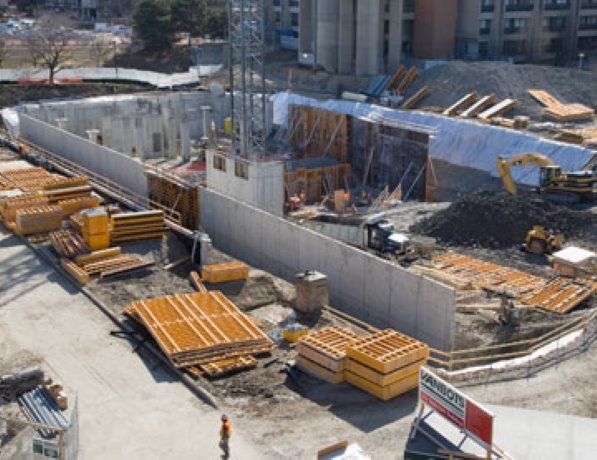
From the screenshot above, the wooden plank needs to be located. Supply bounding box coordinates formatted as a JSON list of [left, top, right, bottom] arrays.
[[61, 258, 89, 285], [478, 98, 519, 120], [296, 355, 344, 384], [460, 94, 497, 118], [528, 89, 562, 108], [402, 86, 430, 109], [442, 92, 479, 116]]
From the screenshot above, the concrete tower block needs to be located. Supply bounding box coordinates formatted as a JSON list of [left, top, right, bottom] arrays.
[[356, 0, 381, 76], [316, 0, 340, 72]]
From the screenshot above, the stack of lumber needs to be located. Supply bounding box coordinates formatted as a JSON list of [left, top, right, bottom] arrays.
[[49, 229, 89, 258], [43, 185, 92, 203], [201, 262, 249, 283], [110, 210, 166, 243], [42, 176, 89, 191], [0, 195, 49, 225], [0, 167, 56, 192], [528, 89, 594, 122], [14, 206, 63, 235], [57, 196, 100, 217], [296, 327, 362, 384], [344, 330, 429, 401], [81, 209, 110, 251], [74, 247, 153, 279], [124, 291, 275, 377]]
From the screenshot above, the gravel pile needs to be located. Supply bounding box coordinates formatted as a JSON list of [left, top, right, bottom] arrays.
[[410, 191, 595, 248], [405, 61, 597, 119]]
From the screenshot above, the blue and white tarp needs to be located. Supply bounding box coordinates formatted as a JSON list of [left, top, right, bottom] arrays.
[[271, 92, 595, 186]]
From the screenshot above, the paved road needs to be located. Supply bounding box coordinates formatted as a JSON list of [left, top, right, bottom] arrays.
[[0, 230, 261, 459]]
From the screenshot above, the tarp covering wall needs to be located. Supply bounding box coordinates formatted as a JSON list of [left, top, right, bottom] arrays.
[[271, 93, 595, 186]]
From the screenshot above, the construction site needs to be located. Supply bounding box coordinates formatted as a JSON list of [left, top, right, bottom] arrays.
[[0, 2, 596, 460]]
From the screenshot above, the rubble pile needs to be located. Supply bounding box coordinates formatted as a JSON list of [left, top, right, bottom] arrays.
[[411, 192, 595, 248]]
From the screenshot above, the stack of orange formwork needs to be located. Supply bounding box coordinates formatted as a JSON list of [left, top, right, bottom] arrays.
[[295, 327, 362, 384], [345, 330, 429, 401], [14, 206, 63, 235], [81, 208, 110, 251]]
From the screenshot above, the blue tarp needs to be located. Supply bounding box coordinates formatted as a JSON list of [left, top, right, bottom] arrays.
[[271, 92, 595, 186]]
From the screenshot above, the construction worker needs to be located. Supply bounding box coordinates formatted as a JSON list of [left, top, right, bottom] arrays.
[[219, 414, 232, 459]]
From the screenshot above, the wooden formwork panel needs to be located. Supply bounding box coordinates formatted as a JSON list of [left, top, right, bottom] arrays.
[[50, 229, 89, 258], [346, 358, 425, 387], [61, 258, 90, 285], [126, 291, 274, 367], [296, 355, 344, 384], [201, 262, 249, 283], [347, 330, 429, 374], [344, 369, 419, 401], [431, 252, 594, 314], [298, 327, 362, 360], [199, 355, 258, 378]]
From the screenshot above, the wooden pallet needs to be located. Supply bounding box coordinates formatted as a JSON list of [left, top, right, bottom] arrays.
[[199, 355, 258, 378], [49, 229, 90, 258], [202, 262, 249, 283]]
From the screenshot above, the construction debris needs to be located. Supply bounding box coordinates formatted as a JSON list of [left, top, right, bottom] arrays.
[[124, 291, 275, 370]]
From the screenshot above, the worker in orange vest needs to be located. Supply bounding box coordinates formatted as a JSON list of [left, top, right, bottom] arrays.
[[219, 414, 232, 458]]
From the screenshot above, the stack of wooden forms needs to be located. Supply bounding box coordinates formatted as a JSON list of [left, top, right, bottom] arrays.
[[431, 252, 596, 314], [57, 196, 100, 217], [59, 247, 153, 284], [49, 229, 90, 258], [42, 176, 88, 191], [202, 262, 249, 283], [110, 210, 166, 243], [43, 185, 92, 203], [82, 209, 110, 251], [0, 167, 57, 192], [529, 89, 594, 122], [296, 327, 362, 384], [146, 171, 199, 230], [0, 195, 48, 225], [124, 291, 275, 377], [345, 330, 428, 401], [14, 206, 62, 235]]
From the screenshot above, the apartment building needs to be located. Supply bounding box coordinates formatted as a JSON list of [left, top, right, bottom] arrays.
[[456, 0, 597, 63], [267, 0, 300, 49]]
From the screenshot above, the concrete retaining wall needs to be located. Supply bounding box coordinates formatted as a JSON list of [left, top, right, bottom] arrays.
[[200, 187, 456, 350], [19, 114, 147, 196]]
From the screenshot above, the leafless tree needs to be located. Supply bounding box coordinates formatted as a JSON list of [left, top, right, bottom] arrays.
[[27, 29, 72, 83], [91, 37, 113, 67]]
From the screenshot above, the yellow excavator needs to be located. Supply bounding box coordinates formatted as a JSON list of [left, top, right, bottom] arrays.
[[496, 153, 596, 203], [523, 226, 564, 255]]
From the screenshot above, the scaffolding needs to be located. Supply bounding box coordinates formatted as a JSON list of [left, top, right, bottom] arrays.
[[228, 0, 267, 158]]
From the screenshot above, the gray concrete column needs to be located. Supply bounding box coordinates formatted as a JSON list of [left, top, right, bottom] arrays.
[[316, 0, 340, 72], [338, 0, 355, 74], [299, 0, 314, 54], [388, 0, 403, 70], [356, 0, 381, 75]]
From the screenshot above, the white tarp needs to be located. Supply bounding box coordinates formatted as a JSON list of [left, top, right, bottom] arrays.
[[0, 108, 20, 136], [271, 92, 595, 186]]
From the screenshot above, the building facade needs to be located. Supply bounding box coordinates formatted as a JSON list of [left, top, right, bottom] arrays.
[[456, 0, 597, 63]]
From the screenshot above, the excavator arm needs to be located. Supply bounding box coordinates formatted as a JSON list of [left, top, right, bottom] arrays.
[[496, 153, 556, 195]]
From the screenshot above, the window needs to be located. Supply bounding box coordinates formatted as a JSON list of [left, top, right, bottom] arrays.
[[272, 0, 280, 6], [506, 0, 534, 11], [481, 0, 495, 12], [213, 154, 226, 172], [504, 18, 527, 33], [291, 12, 299, 27], [479, 41, 489, 57], [234, 161, 249, 179], [479, 19, 491, 35], [545, 0, 570, 10], [403, 0, 414, 13], [274, 11, 281, 27], [503, 39, 526, 55], [384, 0, 390, 14], [152, 133, 161, 153], [579, 15, 597, 29], [384, 20, 389, 35], [544, 16, 566, 31], [545, 37, 563, 52]]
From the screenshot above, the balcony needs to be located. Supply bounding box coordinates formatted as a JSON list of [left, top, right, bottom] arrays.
[[545, 2, 570, 10], [506, 2, 534, 11]]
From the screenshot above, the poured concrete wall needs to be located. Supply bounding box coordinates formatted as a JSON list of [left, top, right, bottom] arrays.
[[19, 114, 147, 196], [206, 150, 284, 216], [200, 187, 455, 350]]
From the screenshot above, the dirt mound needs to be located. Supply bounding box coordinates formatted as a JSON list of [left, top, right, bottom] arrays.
[[411, 191, 595, 248], [405, 61, 597, 119]]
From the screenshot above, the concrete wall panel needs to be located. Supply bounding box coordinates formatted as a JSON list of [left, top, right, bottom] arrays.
[[19, 114, 147, 196], [200, 187, 455, 351]]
